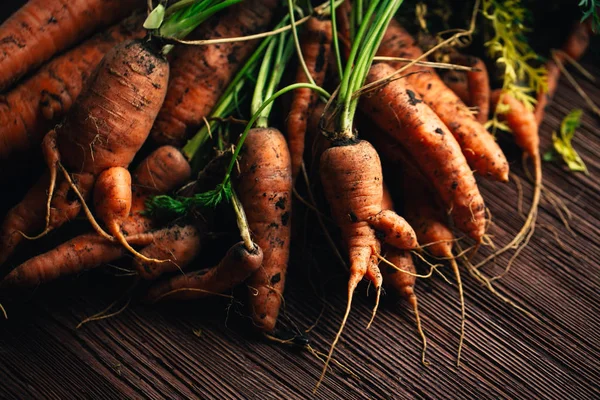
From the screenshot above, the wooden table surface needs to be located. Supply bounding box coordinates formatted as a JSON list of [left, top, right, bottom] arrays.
[[1, 4, 600, 399]]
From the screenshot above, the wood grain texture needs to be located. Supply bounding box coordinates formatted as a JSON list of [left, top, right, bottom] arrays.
[[1, 4, 600, 399]]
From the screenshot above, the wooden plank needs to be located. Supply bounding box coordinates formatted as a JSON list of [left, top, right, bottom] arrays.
[[0, 2, 599, 398]]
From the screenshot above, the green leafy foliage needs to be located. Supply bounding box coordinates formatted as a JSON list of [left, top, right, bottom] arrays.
[[145, 182, 233, 218], [579, 0, 600, 33], [543, 109, 589, 173], [482, 0, 547, 132]]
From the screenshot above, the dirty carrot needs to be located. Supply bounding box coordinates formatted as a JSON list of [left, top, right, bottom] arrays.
[[286, 16, 333, 181], [0, 0, 143, 91], [362, 62, 486, 242], [146, 241, 263, 302], [151, 0, 279, 146], [377, 20, 509, 181], [0, 12, 146, 159]]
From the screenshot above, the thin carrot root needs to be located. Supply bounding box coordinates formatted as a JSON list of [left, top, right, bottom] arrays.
[[0, 303, 7, 320], [450, 258, 466, 366], [315, 280, 357, 392], [408, 294, 429, 366], [366, 254, 383, 329], [76, 279, 137, 329]]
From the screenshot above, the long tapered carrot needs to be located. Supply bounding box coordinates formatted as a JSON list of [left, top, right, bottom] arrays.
[[236, 128, 293, 333], [362, 63, 486, 241], [377, 20, 508, 181], [286, 16, 332, 181], [150, 0, 279, 146], [0, 0, 143, 91], [0, 13, 146, 159]]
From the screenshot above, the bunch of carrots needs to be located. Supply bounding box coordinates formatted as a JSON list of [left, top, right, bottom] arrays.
[[0, 0, 596, 388]]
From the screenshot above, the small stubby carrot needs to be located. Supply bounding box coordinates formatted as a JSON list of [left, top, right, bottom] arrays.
[[286, 16, 332, 182], [146, 241, 263, 302], [534, 21, 593, 124], [235, 128, 293, 333], [362, 63, 486, 242], [1, 145, 192, 286], [0, 38, 169, 267], [0, 13, 146, 160], [0, 0, 143, 91], [150, 0, 278, 146], [377, 21, 508, 181]]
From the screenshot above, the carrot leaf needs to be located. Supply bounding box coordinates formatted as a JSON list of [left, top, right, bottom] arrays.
[[579, 0, 600, 33], [543, 109, 589, 174]]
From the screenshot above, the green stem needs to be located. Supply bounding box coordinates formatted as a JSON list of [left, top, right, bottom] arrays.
[[330, 0, 344, 78], [252, 37, 278, 127], [288, 0, 315, 85]]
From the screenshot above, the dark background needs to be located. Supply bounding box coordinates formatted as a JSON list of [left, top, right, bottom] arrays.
[[1, 1, 599, 399]]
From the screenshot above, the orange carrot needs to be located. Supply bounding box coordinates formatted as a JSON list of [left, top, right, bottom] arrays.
[[150, 0, 278, 146], [320, 140, 418, 328], [0, 0, 143, 91], [0, 38, 169, 267], [486, 90, 541, 279], [146, 241, 263, 302], [380, 184, 427, 364], [444, 54, 491, 124], [441, 69, 470, 105], [1, 145, 192, 286], [362, 62, 486, 242], [286, 16, 332, 181], [377, 20, 508, 181], [134, 225, 202, 280], [0, 13, 146, 159], [235, 128, 292, 333]]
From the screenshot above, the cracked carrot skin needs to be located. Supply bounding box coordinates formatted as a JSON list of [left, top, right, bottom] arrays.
[[377, 20, 508, 182], [236, 128, 293, 333], [0, 13, 146, 159], [146, 241, 263, 302], [286, 16, 332, 182], [0, 0, 143, 91], [362, 63, 486, 241], [150, 0, 278, 146], [0, 39, 169, 267]]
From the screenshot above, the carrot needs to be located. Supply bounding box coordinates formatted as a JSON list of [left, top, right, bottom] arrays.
[[146, 241, 263, 302], [441, 69, 470, 105], [534, 21, 593, 124], [320, 140, 418, 324], [286, 16, 332, 181], [402, 171, 466, 365], [0, 38, 169, 267], [235, 128, 293, 333], [485, 90, 541, 279], [377, 20, 508, 181], [442, 54, 491, 124], [1, 145, 192, 286], [0, 13, 146, 159], [362, 62, 486, 242], [134, 225, 202, 281], [150, 0, 278, 146], [0, 0, 143, 91], [380, 184, 427, 365]]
